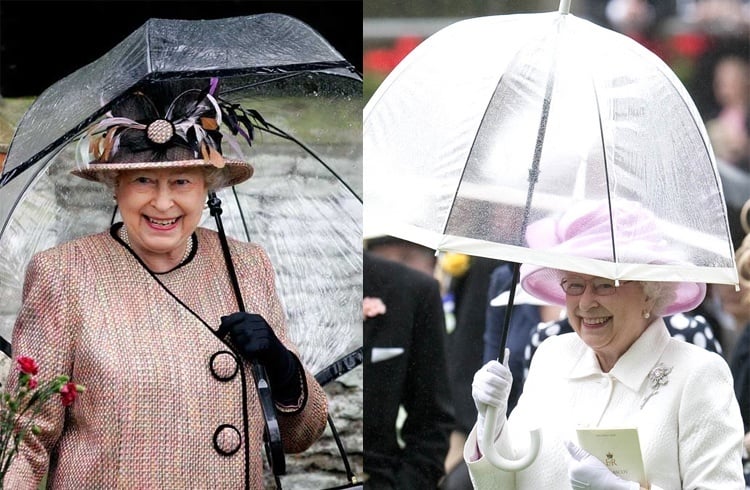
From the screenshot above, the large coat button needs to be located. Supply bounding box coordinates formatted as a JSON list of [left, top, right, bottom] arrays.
[[213, 424, 242, 456], [210, 351, 239, 381]]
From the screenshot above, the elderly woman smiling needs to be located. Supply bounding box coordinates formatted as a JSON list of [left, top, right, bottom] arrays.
[[559, 275, 672, 373], [110, 167, 212, 272], [3, 82, 329, 489], [465, 201, 745, 489]]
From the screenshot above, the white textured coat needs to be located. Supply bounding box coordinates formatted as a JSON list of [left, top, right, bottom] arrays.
[[465, 319, 745, 489]]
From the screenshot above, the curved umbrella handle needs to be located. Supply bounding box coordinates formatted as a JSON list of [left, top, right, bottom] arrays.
[[480, 406, 542, 472]]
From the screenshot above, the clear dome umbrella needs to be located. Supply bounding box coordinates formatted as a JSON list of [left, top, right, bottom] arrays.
[[0, 13, 362, 488], [364, 0, 738, 472]]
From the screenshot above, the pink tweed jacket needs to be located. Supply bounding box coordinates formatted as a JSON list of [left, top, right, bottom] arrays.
[[3, 226, 328, 489]]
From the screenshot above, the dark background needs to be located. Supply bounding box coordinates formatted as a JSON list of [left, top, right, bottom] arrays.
[[0, 0, 362, 97]]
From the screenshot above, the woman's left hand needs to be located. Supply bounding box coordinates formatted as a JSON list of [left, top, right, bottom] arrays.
[[565, 440, 641, 490]]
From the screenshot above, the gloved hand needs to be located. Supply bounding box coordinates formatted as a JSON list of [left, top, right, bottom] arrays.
[[219, 312, 301, 402], [471, 349, 512, 448], [565, 440, 641, 490]]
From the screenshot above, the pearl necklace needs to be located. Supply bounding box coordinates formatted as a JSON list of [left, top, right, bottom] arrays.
[[119, 226, 194, 265]]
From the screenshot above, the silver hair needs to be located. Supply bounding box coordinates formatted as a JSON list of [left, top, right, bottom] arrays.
[[203, 166, 233, 192], [98, 171, 119, 191], [640, 281, 679, 316]]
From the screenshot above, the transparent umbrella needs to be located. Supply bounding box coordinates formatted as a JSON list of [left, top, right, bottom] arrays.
[[0, 13, 362, 488], [364, 0, 738, 472]]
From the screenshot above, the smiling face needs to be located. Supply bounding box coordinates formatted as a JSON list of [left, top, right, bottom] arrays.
[[115, 167, 207, 270], [562, 273, 655, 372]]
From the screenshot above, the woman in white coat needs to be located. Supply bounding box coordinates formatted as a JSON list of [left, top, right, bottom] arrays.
[[464, 201, 745, 489]]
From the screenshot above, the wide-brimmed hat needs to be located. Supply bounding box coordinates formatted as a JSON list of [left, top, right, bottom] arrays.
[[72, 79, 253, 187], [519, 200, 706, 316]]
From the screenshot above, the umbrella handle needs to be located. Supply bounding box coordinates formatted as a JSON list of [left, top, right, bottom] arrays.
[[480, 406, 542, 472], [208, 192, 286, 478]]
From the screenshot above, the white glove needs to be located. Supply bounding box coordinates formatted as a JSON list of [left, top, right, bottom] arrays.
[[565, 440, 640, 490], [471, 349, 512, 448]]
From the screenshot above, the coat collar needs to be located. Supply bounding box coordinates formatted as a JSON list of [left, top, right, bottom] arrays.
[[567, 318, 670, 392]]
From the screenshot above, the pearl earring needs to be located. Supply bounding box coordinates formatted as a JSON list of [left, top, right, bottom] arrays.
[[643, 311, 651, 319]]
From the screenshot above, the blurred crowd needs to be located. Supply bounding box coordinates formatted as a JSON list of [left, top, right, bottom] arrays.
[[582, 0, 749, 175], [363, 0, 750, 488]]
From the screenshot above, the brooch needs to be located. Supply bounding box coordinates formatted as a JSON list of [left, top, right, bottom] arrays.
[[641, 362, 673, 408]]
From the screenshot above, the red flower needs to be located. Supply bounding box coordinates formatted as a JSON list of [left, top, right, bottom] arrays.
[[0, 356, 85, 480], [59, 382, 79, 407], [17, 356, 38, 376]]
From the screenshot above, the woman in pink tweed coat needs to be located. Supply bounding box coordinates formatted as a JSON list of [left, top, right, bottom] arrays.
[[3, 82, 328, 489]]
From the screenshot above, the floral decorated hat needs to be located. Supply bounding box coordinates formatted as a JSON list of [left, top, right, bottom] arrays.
[[72, 78, 254, 188]]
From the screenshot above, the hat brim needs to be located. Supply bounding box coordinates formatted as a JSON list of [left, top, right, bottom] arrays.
[[520, 264, 706, 316], [519, 200, 707, 316], [71, 158, 254, 188]]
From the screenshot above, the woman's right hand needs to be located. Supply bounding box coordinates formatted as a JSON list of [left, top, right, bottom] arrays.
[[471, 352, 512, 448]]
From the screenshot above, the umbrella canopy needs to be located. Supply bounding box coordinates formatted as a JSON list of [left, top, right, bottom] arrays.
[[364, 2, 738, 472], [364, 8, 738, 287], [0, 14, 362, 485], [1, 13, 360, 189], [0, 12, 362, 374]]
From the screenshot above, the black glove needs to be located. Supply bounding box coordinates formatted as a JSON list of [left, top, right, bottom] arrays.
[[219, 312, 302, 403]]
